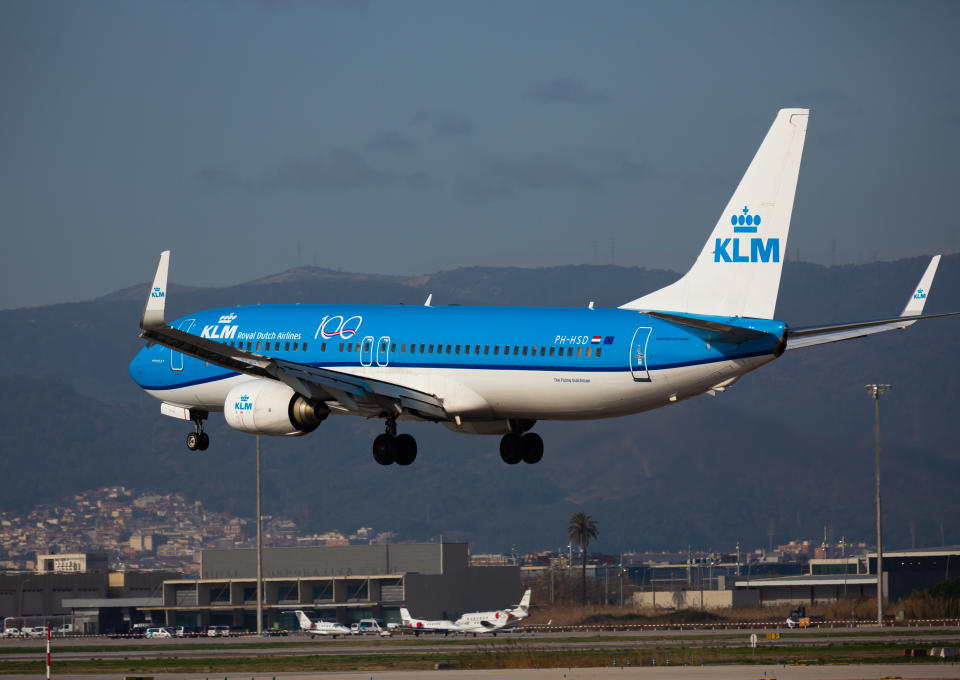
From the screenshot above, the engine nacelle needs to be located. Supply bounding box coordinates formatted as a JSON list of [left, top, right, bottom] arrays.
[[224, 379, 327, 436]]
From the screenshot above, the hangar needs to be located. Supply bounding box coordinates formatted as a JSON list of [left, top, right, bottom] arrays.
[[159, 542, 520, 630]]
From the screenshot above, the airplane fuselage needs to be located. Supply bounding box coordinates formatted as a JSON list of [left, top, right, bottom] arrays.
[[130, 304, 785, 426]]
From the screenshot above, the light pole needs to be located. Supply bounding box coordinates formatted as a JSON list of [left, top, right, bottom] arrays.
[[256, 434, 263, 636], [865, 383, 891, 626]]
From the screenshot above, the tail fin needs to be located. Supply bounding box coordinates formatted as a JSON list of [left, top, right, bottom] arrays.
[[900, 254, 941, 321], [621, 109, 809, 319], [399, 607, 412, 624], [294, 610, 313, 630], [516, 588, 531, 613]]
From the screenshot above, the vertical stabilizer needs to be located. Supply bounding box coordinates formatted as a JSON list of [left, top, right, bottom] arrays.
[[621, 109, 809, 319]]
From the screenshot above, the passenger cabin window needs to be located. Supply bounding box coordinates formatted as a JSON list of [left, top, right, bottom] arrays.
[[347, 342, 353, 352], [464, 345, 471, 354], [514, 345, 519, 355], [429, 344, 434, 353], [285, 342, 290, 351], [549, 347, 555, 356], [455, 344, 461, 354], [540, 347, 546, 356], [419, 343, 425, 353], [292, 342, 298, 351], [522, 346, 528, 356], [493, 345, 499, 355], [390, 343, 396, 352], [364, 341, 371, 353], [586, 347, 592, 357], [339, 342, 344, 352], [246, 341, 252, 351], [256, 341, 262, 351], [484, 345, 490, 355], [596, 347, 602, 357], [576, 347, 583, 357], [446, 344, 452, 354], [567, 347, 574, 357], [475, 345, 481, 354], [401, 343, 406, 352]]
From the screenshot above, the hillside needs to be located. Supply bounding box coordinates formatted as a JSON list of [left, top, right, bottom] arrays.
[[0, 256, 957, 553]]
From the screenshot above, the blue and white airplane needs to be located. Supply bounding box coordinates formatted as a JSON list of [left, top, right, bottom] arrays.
[[130, 109, 956, 465]]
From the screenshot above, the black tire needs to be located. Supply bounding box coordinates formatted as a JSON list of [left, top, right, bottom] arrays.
[[186, 432, 199, 451], [373, 434, 396, 465], [499, 433, 523, 464], [394, 433, 418, 466], [197, 432, 210, 451], [520, 432, 543, 464]]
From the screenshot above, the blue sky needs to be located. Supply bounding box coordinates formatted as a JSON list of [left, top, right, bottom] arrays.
[[2, 0, 958, 309]]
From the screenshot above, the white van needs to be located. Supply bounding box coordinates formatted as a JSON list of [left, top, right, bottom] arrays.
[[145, 627, 173, 639], [354, 619, 390, 637]]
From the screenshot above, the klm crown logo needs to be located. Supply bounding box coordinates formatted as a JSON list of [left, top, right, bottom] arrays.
[[914, 288, 927, 300], [235, 394, 253, 411], [715, 206, 779, 264], [151, 286, 165, 298]]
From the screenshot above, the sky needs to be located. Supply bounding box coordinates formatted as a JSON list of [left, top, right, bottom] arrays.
[[2, 0, 959, 310]]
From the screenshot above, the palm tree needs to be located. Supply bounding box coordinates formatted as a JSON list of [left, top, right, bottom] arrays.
[[567, 512, 599, 606]]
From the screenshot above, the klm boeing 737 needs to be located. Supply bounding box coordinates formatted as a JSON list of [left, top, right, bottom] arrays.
[[129, 109, 956, 465]]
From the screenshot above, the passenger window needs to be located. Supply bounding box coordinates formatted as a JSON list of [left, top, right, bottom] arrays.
[[274, 342, 280, 351], [576, 347, 583, 357], [285, 342, 290, 351], [401, 343, 406, 352], [567, 347, 574, 357], [540, 347, 546, 356], [420, 343, 425, 353], [464, 344, 470, 354], [446, 344, 452, 354], [339, 342, 344, 352], [493, 345, 499, 355], [347, 342, 353, 352], [475, 345, 481, 354], [391, 343, 396, 352], [549, 347, 555, 356], [256, 341, 262, 351], [514, 345, 519, 355], [456, 344, 461, 354], [522, 346, 528, 356], [586, 347, 592, 357], [503, 346, 510, 356], [436, 344, 443, 354], [293, 342, 298, 351], [247, 342, 252, 351], [596, 347, 602, 357], [429, 344, 434, 353], [379, 342, 386, 353]]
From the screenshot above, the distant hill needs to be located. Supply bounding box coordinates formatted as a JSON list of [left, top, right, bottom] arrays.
[[0, 256, 957, 553]]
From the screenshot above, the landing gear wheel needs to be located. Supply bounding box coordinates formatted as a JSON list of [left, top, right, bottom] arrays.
[[394, 434, 418, 466], [520, 432, 543, 464], [186, 432, 199, 451], [373, 434, 396, 465], [197, 432, 210, 451], [499, 433, 523, 465]]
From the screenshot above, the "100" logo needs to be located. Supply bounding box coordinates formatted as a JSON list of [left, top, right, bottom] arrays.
[[314, 315, 363, 340]]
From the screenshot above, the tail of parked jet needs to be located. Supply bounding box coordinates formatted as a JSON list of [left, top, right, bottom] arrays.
[[294, 610, 314, 630], [622, 108, 809, 319], [514, 588, 531, 617]]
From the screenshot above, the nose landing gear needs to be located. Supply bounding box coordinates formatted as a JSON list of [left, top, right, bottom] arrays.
[[372, 417, 417, 466], [185, 416, 209, 451]]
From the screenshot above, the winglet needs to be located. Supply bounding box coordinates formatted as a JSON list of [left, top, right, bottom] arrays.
[[901, 254, 940, 319], [141, 250, 170, 329]]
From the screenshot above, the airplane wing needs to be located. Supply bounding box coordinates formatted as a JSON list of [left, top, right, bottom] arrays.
[[138, 251, 448, 421], [785, 255, 958, 350]]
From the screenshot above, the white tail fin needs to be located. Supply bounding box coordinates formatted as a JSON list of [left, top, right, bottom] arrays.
[[621, 109, 809, 319], [516, 588, 531, 613], [294, 610, 313, 630], [900, 254, 940, 319], [399, 607, 412, 624]]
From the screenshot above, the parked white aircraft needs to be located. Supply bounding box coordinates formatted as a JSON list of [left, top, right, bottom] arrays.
[[292, 610, 351, 637], [399, 606, 460, 634], [456, 588, 532, 630]]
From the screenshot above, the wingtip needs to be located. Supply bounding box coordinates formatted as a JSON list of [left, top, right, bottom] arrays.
[[140, 251, 170, 329]]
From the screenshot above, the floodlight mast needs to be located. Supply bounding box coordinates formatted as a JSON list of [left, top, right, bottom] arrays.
[[865, 383, 891, 626]]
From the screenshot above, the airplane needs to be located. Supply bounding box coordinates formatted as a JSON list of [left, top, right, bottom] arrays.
[[456, 588, 531, 631], [129, 108, 958, 464], [290, 610, 351, 638], [398, 606, 461, 634]]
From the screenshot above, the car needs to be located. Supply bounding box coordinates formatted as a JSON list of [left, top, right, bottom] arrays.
[[55, 624, 73, 635], [206, 625, 231, 637], [175, 626, 198, 638], [145, 627, 174, 639], [1, 628, 24, 638], [24, 626, 49, 638]]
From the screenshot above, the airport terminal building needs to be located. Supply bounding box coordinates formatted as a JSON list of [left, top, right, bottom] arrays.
[[159, 542, 520, 630]]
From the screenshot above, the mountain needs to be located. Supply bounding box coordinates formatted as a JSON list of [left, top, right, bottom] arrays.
[[0, 256, 957, 554]]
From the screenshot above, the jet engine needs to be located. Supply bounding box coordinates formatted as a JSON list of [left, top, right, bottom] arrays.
[[224, 379, 327, 435]]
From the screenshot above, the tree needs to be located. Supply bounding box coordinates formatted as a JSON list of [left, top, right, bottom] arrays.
[[567, 511, 599, 606]]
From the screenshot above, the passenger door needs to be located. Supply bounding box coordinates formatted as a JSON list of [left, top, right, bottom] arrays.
[[629, 327, 652, 381]]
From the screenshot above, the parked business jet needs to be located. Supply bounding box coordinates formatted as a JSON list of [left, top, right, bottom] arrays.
[[398, 607, 461, 634], [130, 109, 957, 465], [456, 588, 531, 630], [291, 610, 351, 637]]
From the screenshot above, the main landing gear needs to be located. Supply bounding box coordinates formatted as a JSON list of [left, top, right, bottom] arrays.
[[499, 431, 543, 465], [185, 416, 210, 452], [372, 417, 417, 466]]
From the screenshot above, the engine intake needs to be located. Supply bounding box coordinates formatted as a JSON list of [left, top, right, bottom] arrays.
[[224, 379, 327, 436]]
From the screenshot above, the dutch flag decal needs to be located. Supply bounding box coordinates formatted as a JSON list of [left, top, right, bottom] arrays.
[[591, 336, 602, 344]]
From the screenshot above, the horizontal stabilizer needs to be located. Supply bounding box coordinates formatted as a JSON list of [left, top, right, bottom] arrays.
[[646, 311, 775, 344]]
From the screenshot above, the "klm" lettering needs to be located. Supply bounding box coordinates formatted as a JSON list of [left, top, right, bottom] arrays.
[[200, 325, 238, 340], [714, 238, 780, 263]]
